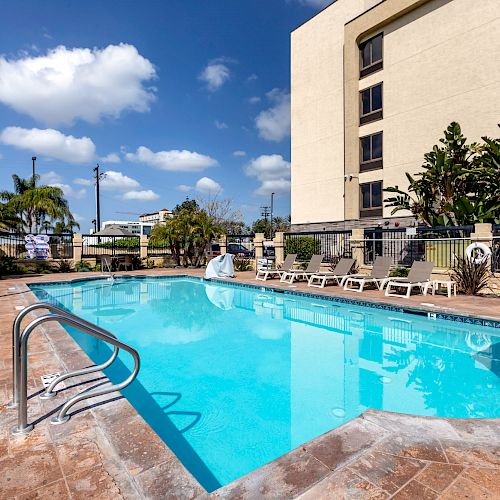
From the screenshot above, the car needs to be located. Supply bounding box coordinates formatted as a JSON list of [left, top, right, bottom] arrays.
[[227, 243, 253, 257]]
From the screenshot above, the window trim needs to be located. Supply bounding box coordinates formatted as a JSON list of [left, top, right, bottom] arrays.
[[360, 132, 383, 172], [359, 33, 384, 78], [360, 181, 383, 218], [359, 83, 383, 125]]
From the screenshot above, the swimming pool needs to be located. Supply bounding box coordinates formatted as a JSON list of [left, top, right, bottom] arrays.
[[31, 276, 500, 491]]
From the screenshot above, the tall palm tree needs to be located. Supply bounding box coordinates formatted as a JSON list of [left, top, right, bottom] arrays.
[[0, 174, 74, 234]]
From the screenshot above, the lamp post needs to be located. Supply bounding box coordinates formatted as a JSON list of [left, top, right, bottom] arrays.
[[270, 192, 275, 239], [31, 157, 37, 185]]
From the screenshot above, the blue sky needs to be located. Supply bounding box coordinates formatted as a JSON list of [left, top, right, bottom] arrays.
[[0, 0, 329, 230]]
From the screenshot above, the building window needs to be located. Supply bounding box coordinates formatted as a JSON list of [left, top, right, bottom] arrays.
[[360, 33, 383, 78], [360, 83, 382, 125], [360, 181, 383, 218], [360, 132, 383, 171]]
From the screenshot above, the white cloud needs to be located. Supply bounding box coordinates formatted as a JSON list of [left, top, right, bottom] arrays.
[[0, 44, 156, 126], [121, 189, 159, 201], [177, 184, 192, 192], [126, 146, 218, 172], [245, 154, 291, 196], [100, 152, 121, 164], [39, 172, 87, 199], [247, 74, 258, 82], [195, 177, 222, 195], [214, 120, 228, 130], [233, 150, 246, 157], [248, 96, 261, 104], [255, 89, 291, 142], [39, 170, 62, 184], [198, 58, 231, 91], [100, 170, 140, 191], [0, 126, 96, 163], [74, 177, 93, 186]]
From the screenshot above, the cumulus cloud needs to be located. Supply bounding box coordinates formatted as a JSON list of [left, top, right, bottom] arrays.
[[177, 184, 192, 192], [214, 120, 228, 130], [100, 152, 121, 164], [126, 146, 218, 172], [0, 126, 95, 163], [100, 170, 140, 191], [255, 88, 291, 142], [121, 189, 159, 201], [74, 177, 93, 186], [245, 154, 291, 196], [248, 96, 261, 104], [198, 58, 232, 91], [195, 177, 222, 195], [39, 171, 86, 199], [233, 150, 246, 157], [0, 44, 156, 126]]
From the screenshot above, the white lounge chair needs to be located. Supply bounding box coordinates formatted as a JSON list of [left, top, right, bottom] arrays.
[[308, 258, 355, 288], [343, 256, 393, 292], [280, 254, 324, 284], [255, 253, 297, 281], [385, 261, 434, 298]]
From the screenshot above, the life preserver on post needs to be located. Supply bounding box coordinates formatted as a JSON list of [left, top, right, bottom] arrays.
[[465, 242, 491, 264]]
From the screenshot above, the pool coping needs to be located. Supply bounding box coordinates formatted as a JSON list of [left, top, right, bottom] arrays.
[[2, 272, 499, 499]]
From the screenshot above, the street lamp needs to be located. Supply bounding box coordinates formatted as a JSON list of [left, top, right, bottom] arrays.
[[31, 157, 37, 185], [270, 192, 275, 239]]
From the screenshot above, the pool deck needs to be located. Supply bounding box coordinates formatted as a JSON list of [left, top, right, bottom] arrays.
[[0, 269, 498, 499]]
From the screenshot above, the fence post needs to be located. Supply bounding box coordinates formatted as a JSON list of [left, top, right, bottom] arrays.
[[254, 233, 265, 266], [72, 233, 83, 264], [350, 228, 364, 269], [219, 234, 227, 255], [273, 232, 285, 266], [471, 223, 493, 263], [140, 235, 148, 259]]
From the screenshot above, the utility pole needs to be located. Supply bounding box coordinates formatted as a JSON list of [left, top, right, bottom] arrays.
[[260, 205, 271, 238], [31, 157, 37, 185], [270, 192, 275, 239], [93, 164, 102, 232]]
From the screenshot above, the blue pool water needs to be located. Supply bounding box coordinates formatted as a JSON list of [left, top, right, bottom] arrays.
[[31, 277, 500, 491]]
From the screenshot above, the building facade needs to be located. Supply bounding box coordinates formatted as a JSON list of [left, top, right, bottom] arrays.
[[290, 0, 500, 231], [99, 209, 173, 236]]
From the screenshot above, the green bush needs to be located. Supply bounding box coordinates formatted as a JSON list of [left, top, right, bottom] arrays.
[[390, 267, 410, 277], [452, 257, 490, 295], [94, 238, 139, 249], [0, 256, 22, 276], [57, 260, 73, 273], [75, 260, 92, 272], [285, 236, 321, 262], [94, 264, 101, 272], [234, 257, 253, 272]]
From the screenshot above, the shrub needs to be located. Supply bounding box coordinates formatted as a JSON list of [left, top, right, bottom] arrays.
[[94, 264, 102, 272], [0, 256, 22, 276], [56, 260, 73, 273], [75, 260, 92, 272], [234, 257, 253, 272], [451, 257, 490, 295], [390, 267, 410, 277], [285, 236, 321, 262]]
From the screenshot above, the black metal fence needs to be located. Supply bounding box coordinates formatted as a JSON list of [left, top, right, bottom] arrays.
[[363, 226, 474, 268], [492, 225, 500, 273], [0, 233, 73, 259], [82, 235, 140, 257], [147, 239, 170, 257], [227, 234, 255, 257], [284, 230, 352, 263]]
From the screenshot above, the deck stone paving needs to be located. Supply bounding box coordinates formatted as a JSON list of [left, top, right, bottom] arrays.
[[0, 269, 498, 499]]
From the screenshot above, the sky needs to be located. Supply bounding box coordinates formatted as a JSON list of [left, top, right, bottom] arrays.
[[0, 0, 332, 231]]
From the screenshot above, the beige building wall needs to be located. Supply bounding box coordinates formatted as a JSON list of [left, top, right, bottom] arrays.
[[356, 0, 500, 219], [291, 0, 383, 226], [292, 0, 500, 228]]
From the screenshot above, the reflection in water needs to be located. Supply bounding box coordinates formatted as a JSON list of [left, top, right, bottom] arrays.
[[30, 277, 500, 489]]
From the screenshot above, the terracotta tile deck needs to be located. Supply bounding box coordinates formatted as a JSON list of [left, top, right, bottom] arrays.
[[0, 269, 498, 499]]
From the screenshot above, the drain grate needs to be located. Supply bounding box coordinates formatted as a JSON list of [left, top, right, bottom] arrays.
[[41, 373, 65, 390]]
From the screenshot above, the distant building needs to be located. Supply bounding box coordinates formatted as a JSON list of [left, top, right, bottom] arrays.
[[139, 208, 173, 225], [100, 209, 173, 236], [291, 0, 500, 231]]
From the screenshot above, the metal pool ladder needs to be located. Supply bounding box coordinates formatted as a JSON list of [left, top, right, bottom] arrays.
[[9, 303, 140, 435]]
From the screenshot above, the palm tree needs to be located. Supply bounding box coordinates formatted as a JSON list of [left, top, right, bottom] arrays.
[[0, 202, 21, 232], [0, 175, 74, 234]]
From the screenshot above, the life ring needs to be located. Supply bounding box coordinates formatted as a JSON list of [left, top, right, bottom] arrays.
[[465, 242, 491, 264]]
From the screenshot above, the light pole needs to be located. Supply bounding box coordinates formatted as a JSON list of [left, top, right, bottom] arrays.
[[31, 157, 37, 185], [270, 192, 275, 239]]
